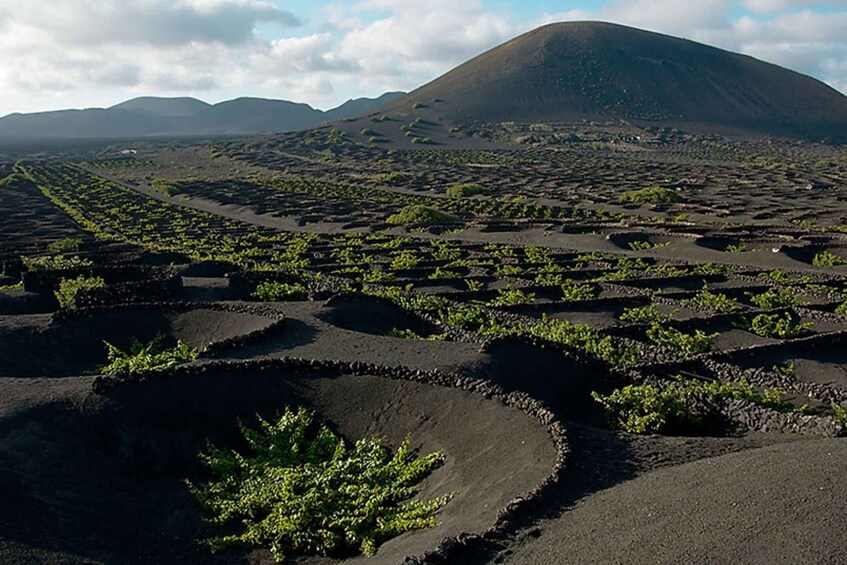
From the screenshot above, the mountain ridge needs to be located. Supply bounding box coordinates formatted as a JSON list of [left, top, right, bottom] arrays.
[[0, 92, 405, 140]]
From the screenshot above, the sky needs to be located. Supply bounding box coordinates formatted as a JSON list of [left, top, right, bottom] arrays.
[[0, 0, 845, 116]]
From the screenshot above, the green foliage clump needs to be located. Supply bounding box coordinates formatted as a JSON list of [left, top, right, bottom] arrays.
[[23, 254, 92, 271], [388, 327, 447, 341], [446, 183, 489, 198], [47, 237, 83, 253], [737, 312, 812, 339], [373, 172, 408, 185], [686, 285, 741, 312], [560, 280, 596, 302], [487, 288, 535, 307], [386, 205, 459, 226], [835, 302, 847, 316], [252, 281, 309, 302], [628, 240, 669, 251], [439, 304, 507, 336], [100, 335, 198, 375], [620, 186, 682, 205], [151, 179, 182, 197], [812, 250, 847, 267], [619, 303, 667, 325], [646, 324, 717, 357], [390, 251, 420, 270], [527, 316, 641, 367], [747, 287, 801, 309], [830, 401, 847, 425], [593, 377, 792, 434], [54, 275, 105, 308], [191, 407, 452, 561]]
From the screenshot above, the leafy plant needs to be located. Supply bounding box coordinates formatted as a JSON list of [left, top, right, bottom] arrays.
[[560, 280, 596, 302], [54, 275, 105, 308], [23, 254, 92, 271], [836, 302, 847, 316], [593, 377, 792, 434], [619, 303, 667, 325], [812, 250, 847, 267], [628, 240, 669, 251], [772, 361, 795, 377], [47, 237, 83, 253], [592, 383, 692, 434], [620, 186, 682, 205], [191, 407, 453, 561], [253, 281, 308, 301], [747, 288, 801, 309], [388, 327, 447, 341], [487, 288, 535, 307], [687, 285, 741, 312], [646, 324, 717, 357], [465, 279, 483, 291], [386, 205, 459, 226], [439, 305, 507, 336], [736, 312, 812, 339], [100, 335, 198, 375], [446, 183, 489, 198], [527, 316, 641, 367]]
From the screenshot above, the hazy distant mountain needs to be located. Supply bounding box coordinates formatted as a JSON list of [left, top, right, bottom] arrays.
[[379, 21, 847, 138], [0, 92, 405, 140], [109, 97, 212, 117]]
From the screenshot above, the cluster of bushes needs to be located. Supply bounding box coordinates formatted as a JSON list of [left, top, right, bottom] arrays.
[[620, 186, 682, 205], [23, 254, 92, 271], [593, 377, 793, 434], [446, 183, 489, 198], [55, 275, 105, 308], [387, 205, 459, 226], [252, 281, 309, 302]]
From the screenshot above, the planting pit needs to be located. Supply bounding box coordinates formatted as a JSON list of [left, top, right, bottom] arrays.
[[0, 304, 281, 377], [0, 365, 556, 563]]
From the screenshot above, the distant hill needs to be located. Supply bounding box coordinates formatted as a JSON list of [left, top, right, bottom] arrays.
[[0, 92, 405, 140], [379, 21, 847, 138], [109, 97, 212, 117]]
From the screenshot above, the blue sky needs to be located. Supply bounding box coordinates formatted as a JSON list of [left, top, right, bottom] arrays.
[[0, 1, 845, 115]]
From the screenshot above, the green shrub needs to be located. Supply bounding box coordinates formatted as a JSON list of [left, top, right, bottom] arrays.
[[390, 251, 420, 270], [620, 186, 682, 205], [527, 316, 641, 367], [646, 324, 717, 357], [446, 183, 489, 198], [686, 285, 741, 313], [191, 407, 452, 561], [252, 281, 308, 301], [373, 171, 408, 185], [23, 254, 92, 271], [812, 250, 847, 267], [47, 237, 82, 253], [560, 280, 596, 302], [592, 383, 692, 433], [737, 312, 811, 339], [54, 275, 105, 308], [628, 240, 669, 251], [487, 288, 535, 307], [619, 303, 667, 325], [100, 335, 197, 375], [593, 377, 792, 434], [151, 179, 181, 197], [439, 305, 507, 336], [835, 302, 847, 316], [747, 288, 801, 309], [388, 328, 447, 341], [387, 205, 459, 226]]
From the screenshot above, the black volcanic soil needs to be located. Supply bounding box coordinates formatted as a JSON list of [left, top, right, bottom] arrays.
[[0, 370, 554, 564], [503, 437, 847, 565]]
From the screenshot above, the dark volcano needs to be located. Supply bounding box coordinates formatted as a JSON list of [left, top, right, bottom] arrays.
[[380, 21, 847, 138]]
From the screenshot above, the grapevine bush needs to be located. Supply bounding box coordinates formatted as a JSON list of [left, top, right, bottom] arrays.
[[191, 407, 453, 561]]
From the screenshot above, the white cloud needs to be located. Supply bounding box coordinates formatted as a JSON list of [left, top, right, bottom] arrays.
[[0, 0, 845, 115], [743, 0, 847, 13]]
